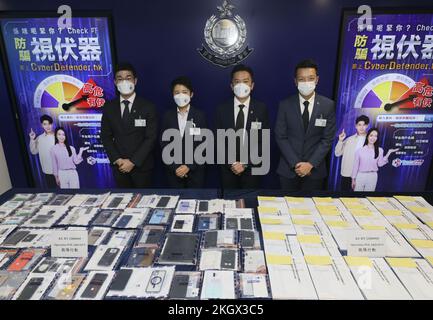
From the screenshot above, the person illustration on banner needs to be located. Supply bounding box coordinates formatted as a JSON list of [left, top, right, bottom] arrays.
[[160, 76, 207, 188], [50, 127, 88, 189], [334, 115, 369, 191], [351, 128, 399, 192], [101, 63, 158, 188], [29, 114, 56, 188], [275, 59, 336, 191]]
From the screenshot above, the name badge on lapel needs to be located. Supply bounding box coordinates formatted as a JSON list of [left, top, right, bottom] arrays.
[[251, 119, 262, 130], [189, 119, 201, 135], [135, 118, 146, 127], [315, 115, 327, 127]]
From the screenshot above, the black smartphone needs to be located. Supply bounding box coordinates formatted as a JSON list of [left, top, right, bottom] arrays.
[[22, 234, 37, 243], [115, 215, 132, 228], [107, 197, 123, 208], [3, 231, 30, 245], [173, 219, 185, 230], [240, 218, 253, 230], [240, 230, 255, 248], [220, 250, 236, 270], [156, 196, 171, 208], [226, 218, 238, 230], [204, 231, 218, 248], [109, 269, 132, 291], [144, 229, 164, 245], [17, 277, 43, 300], [97, 248, 120, 266], [198, 201, 209, 212], [169, 274, 190, 298], [81, 273, 108, 299]]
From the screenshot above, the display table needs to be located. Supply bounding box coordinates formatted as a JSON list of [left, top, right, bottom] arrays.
[[1, 188, 433, 300]]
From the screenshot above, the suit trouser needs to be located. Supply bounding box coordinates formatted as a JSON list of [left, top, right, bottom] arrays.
[[44, 173, 57, 188], [354, 172, 377, 192], [166, 167, 205, 188], [112, 166, 152, 188], [221, 166, 261, 189], [279, 175, 324, 192], [58, 169, 80, 189], [340, 176, 352, 191]]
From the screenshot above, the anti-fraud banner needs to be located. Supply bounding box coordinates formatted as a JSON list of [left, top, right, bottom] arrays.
[[0, 15, 116, 188], [329, 11, 433, 192]]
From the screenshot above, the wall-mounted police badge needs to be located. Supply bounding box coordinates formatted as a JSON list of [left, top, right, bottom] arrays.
[[198, 0, 253, 68]]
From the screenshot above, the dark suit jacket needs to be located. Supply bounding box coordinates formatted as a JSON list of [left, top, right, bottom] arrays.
[[215, 98, 270, 167], [101, 95, 158, 171], [275, 94, 336, 179], [160, 105, 207, 173]]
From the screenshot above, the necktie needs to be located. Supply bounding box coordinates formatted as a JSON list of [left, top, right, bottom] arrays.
[[122, 100, 130, 125], [235, 104, 245, 162], [235, 104, 245, 131], [302, 100, 309, 132]]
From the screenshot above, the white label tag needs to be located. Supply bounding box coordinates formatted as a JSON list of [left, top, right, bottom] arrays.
[[51, 230, 88, 258], [135, 119, 146, 127], [189, 127, 201, 135], [315, 118, 327, 127], [251, 122, 262, 130], [347, 230, 386, 257]]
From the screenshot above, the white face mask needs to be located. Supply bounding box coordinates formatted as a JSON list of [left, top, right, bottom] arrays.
[[117, 80, 135, 96], [297, 81, 316, 96], [233, 83, 251, 99], [174, 93, 191, 107]]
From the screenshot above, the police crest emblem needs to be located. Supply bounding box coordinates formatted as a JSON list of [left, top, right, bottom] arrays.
[[198, 0, 253, 67]]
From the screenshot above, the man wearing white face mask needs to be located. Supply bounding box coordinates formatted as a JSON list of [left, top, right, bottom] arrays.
[[215, 64, 270, 189], [160, 76, 207, 188], [275, 59, 336, 191], [101, 63, 158, 188]]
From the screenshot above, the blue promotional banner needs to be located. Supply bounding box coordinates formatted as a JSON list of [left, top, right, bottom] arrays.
[[0, 15, 116, 188], [329, 10, 433, 192]]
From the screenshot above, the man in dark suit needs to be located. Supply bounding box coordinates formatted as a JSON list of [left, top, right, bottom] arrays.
[[275, 59, 336, 191], [101, 63, 158, 188], [160, 76, 207, 188], [215, 64, 270, 189]]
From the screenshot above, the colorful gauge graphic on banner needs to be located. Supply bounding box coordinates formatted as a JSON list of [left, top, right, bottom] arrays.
[[354, 73, 415, 110], [33, 75, 85, 110]]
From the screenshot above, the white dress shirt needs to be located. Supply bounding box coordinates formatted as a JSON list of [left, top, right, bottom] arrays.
[[355, 134, 366, 150], [120, 92, 136, 117], [299, 93, 315, 120], [29, 132, 55, 174], [177, 105, 190, 137]]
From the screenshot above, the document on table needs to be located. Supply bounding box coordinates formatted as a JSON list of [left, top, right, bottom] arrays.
[[304, 255, 364, 300], [257, 196, 289, 214], [266, 255, 317, 300], [259, 214, 296, 235], [344, 256, 411, 300], [297, 234, 342, 257], [263, 236, 304, 257], [386, 258, 433, 300]]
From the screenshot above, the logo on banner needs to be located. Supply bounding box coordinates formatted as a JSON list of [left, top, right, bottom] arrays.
[[198, 0, 253, 67]]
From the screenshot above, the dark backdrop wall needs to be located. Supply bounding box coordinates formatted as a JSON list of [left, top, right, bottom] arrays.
[[1, 0, 433, 189]]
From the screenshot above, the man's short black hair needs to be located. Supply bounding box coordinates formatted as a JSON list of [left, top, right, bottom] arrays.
[[114, 62, 137, 78], [231, 64, 254, 82], [356, 115, 370, 125], [171, 76, 193, 93], [295, 59, 319, 77], [40, 114, 53, 124]]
